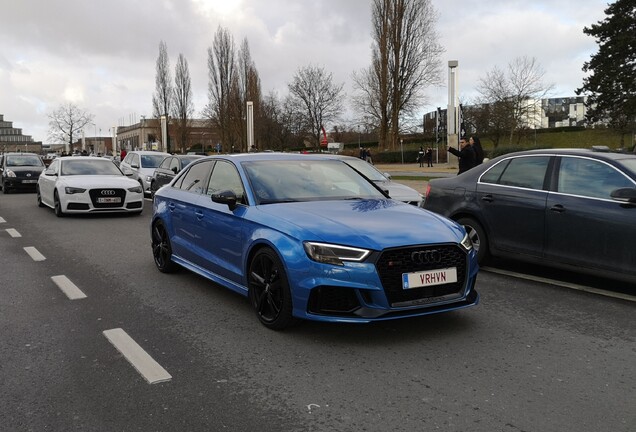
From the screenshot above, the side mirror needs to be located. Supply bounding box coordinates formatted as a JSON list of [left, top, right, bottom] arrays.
[[384, 172, 392, 180], [172, 167, 178, 174], [211, 190, 238, 211], [122, 167, 134, 176], [44, 169, 57, 176], [610, 187, 636, 203], [131, 163, 140, 169]]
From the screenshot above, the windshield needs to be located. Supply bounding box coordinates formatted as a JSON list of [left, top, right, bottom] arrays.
[[341, 157, 387, 182], [141, 154, 168, 168], [244, 159, 386, 204], [61, 159, 123, 176], [6, 155, 44, 167]]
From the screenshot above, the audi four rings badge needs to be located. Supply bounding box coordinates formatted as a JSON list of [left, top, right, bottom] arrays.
[[411, 250, 441, 264], [101, 190, 116, 196]]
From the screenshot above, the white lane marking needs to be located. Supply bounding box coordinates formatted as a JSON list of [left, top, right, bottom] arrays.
[[0, 217, 6, 223], [51, 275, 87, 300], [482, 266, 636, 303], [103, 328, 172, 384], [6, 228, 21, 238], [24, 246, 46, 261]]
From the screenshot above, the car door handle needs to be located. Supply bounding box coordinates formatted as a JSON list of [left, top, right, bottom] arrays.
[[168, 203, 175, 211], [195, 210, 204, 220], [481, 194, 494, 202], [550, 204, 566, 213]]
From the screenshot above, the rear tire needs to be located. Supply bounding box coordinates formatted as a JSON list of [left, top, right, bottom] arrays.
[[457, 217, 488, 264]]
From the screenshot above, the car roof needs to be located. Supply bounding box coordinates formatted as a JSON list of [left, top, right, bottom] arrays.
[[494, 148, 636, 164], [202, 152, 345, 163]]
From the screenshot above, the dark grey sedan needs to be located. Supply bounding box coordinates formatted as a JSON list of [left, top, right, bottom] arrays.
[[422, 148, 636, 284], [150, 155, 204, 197]]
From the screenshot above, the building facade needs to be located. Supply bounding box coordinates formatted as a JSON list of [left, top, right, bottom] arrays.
[[0, 114, 42, 153]]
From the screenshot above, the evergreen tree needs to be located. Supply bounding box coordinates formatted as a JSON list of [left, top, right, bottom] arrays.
[[577, 0, 636, 147]]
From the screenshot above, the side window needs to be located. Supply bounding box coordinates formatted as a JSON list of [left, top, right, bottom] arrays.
[[177, 161, 213, 194], [131, 154, 140, 167], [480, 159, 510, 184], [159, 157, 171, 169], [169, 158, 180, 173], [206, 161, 246, 204], [497, 156, 551, 190], [558, 157, 634, 199]]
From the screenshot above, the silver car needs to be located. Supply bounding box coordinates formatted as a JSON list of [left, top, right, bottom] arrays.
[[317, 154, 423, 205], [119, 150, 170, 195]]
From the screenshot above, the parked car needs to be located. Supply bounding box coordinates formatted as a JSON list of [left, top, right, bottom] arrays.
[[422, 148, 636, 284], [151, 153, 479, 330], [119, 150, 170, 195], [315, 154, 423, 205], [150, 154, 205, 197], [0, 152, 46, 193], [37, 156, 144, 217]]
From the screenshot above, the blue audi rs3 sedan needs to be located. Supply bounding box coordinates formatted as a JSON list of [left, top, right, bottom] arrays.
[[151, 153, 479, 329]]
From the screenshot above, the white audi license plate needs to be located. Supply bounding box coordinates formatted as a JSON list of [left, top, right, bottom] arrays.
[[97, 197, 121, 204], [402, 267, 457, 289]]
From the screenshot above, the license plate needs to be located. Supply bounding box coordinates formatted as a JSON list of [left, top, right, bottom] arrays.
[[402, 267, 457, 289], [97, 197, 121, 204], [22, 180, 37, 184]]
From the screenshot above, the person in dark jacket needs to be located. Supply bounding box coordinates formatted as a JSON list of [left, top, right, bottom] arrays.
[[470, 135, 484, 165], [448, 138, 476, 174]]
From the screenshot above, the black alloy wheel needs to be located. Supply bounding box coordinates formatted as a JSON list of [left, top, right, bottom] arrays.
[[457, 216, 489, 264], [151, 221, 178, 273], [248, 248, 296, 330], [54, 191, 64, 217]]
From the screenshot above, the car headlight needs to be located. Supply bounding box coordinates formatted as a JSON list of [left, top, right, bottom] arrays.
[[6, 169, 16, 178], [460, 232, 473, 251], [128, 185, 143, 193], [145, 175, 153, 182], [303, 241, 370, 266], [65, 187, 86, 194]]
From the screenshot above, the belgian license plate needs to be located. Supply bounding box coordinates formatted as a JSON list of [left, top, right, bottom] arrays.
[[97, 197, 121, 204], [23, 180, 37, 184], [402, 267, 457, 289]]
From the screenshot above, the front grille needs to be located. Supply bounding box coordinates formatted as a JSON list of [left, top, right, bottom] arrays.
[[89, 188, 126, 208], [376, 244, 467, 306]]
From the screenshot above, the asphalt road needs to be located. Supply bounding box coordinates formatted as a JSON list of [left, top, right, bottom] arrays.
[[1, 191, 634, 432]]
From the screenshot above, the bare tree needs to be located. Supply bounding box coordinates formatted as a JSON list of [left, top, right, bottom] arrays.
[[237, 39, 263, 150], [47, 102, 93, 153], [353, 0, 444, 150], [171, 53, 194, 154], [477, 56, 553, 146], [288, 65, 344, 148], [205, 26, 238, 151], [152, 40, 173, 151]]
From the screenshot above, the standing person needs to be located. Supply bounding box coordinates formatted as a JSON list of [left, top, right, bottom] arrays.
[[448, 138, 476, 174], [365, 148, 373, 164], [359, 147, 366, 160], [120, 148, 127, 162], [418, 146, 425, 167], [425, 147, 433, 167], [470, 135, 484, 165]]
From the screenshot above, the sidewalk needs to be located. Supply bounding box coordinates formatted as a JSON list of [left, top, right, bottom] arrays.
[[372, 163, 458, 194]]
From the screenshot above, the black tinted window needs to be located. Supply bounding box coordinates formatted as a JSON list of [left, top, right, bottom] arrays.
[[558, 157, 634, 199], [496, 156, 550, 190], [177, 161, 213, 194], [480, 160, 510, 184]]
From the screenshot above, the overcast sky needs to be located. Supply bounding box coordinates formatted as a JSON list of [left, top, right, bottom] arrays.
[[0, 0, 609, 143]]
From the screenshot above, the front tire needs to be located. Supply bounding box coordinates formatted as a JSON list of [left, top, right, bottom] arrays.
[[36, 187, 45, 207], [457, 217, 489, 264], [151, 221, 178, 273], [248, 248, 296, 330], [54, 191, 64, 217]]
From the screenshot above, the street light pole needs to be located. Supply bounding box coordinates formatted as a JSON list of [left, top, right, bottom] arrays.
[[400, 139, 404, 164]]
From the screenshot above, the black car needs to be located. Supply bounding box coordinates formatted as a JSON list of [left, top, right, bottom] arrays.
[[0, 152, 46, 193], [150, 154, 204, 197], [422, 148, 636, 284]]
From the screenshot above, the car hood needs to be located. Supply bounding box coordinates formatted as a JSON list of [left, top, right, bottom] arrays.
[[256, 199, 465, 250], [5, 166, 45, 173], [375, 180, 422, 203], [52, 175, 141, 189]]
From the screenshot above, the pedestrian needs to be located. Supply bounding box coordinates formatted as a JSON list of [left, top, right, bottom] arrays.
[[448, 138, 476, 174], [470, 135, 484, 165], [418, 146, 425, 167], [425, 147, 433, 167], [365, 148, 373, 164], [120, 149, 127, 162], [360, 147, 366, 160]]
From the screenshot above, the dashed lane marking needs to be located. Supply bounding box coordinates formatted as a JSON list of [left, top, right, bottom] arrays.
[[6, 228, 21, 238], [103, 328, 172, 384], [24, 246, 46, 261], [51, 275, 87, 300], [0, 217, 6, 223]]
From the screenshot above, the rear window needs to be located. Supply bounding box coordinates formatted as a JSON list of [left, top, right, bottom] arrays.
[[480, 156, 550, 190]]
